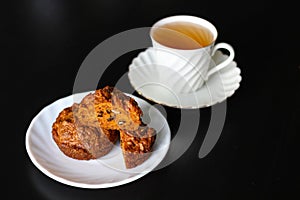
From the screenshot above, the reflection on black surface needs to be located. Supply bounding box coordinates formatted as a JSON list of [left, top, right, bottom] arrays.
[[28, 165, 77, 200], [27, 162, 147, 199]]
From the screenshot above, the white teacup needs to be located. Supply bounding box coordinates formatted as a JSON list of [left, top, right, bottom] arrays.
[[150, 15, 235, 93]]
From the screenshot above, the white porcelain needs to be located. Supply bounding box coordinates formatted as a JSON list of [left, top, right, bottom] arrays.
[[128, 48, 241, 108], [150, 15, 235, 92], [25, 92, 171, 188]]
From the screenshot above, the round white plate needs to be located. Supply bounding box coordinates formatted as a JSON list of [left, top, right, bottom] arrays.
[[25, 92, 171, 189], [128, 48, 242, 108]]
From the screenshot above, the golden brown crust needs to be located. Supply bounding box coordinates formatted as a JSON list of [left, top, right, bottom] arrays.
[[52, 104, 93, 160], [120, 126, 156, 168], [52, 86, 156, 168], [52, 104, 118, 160]]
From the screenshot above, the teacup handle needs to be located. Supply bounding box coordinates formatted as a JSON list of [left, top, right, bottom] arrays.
[[205, 43, 235, 80]]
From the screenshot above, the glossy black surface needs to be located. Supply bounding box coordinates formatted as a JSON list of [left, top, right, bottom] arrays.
[[9, 0, 300, 199]]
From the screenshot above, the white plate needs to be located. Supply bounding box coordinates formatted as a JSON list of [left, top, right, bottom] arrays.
[[128, 48, 242, 108], [25, 92, 171, 189]]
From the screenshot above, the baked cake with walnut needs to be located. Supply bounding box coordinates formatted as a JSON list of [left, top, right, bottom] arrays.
[[52, 86, 156, 168]]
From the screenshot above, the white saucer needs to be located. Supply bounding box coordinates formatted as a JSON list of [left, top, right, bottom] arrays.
[[128, 48, 241, 108]]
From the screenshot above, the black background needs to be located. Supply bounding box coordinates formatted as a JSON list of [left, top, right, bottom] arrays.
[[7, 0, 300, 199]]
